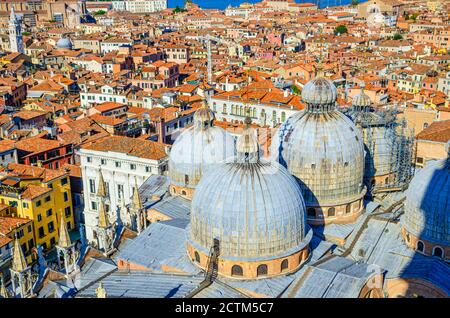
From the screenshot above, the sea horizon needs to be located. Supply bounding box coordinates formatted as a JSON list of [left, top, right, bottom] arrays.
[[167, 0, 366, 10]]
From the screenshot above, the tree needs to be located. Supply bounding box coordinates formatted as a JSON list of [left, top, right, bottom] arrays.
[[393, 33, 403, 40], [291, 85, 301, 95], [93, 10, 106, 16], [334, 25, 348, 36], [351, 0, 359, 6], [173, 6, 187, 14]]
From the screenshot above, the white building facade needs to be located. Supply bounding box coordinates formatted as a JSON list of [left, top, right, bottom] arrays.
[[209, 94, 300, 127], [112, 0, 167, 13], [79, 140, 169, 244]]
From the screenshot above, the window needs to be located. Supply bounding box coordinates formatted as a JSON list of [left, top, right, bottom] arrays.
[[65, 206, 71, 217], [231, 265, 243, 277], [45, 196, 51, 202], [91, 201, 97, 210], [117, 184, 124, 199], [194, 251, 200, 263], [38, 227, 45, 238], [130, 164, 136, 170], [46, 209, 52, 217], [257, 264, 268, 277], [101, 159, 106, 165], [417, 241, 424, 253], [28, 239, 34, 250], [27, 225, 32, 233], [22, 243, 27, 253], [63, 192, 69, 202], [22, 202, 29, 209], [87, 157, 92, 163], [184, 174, 189, 185], [37, 214, 42, 222], [281, 259, 289, 272], [115, 161, 121, 168], [50, 237, 56, 247], [89, 179, 96, 193], [307, 208, 315, 217], [346, 205, 351, 214], [67, 221, 71, 230], [328, 207, 335, 217], [48, 221, 55, 233], [145, 166, 151, 173], [61, 177, 68, 186], [433, 246, 443, 258], [36, 200, 41, 207]]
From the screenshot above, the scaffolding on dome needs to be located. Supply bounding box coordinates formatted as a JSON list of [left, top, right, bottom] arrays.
[[341, 105, 416, 195]]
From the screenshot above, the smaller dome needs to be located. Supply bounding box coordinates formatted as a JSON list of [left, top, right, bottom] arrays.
[[352, 85, 371, 109], [57, 37, 73, 49], [301, 76, 337, 107]]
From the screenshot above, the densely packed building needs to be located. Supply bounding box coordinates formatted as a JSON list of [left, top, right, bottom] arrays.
[[0, 0, 448, 299]]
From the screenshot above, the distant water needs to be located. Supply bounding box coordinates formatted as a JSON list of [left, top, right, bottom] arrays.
[[168, 0, 365, 10]]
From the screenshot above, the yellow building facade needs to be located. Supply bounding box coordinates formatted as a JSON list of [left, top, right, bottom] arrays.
[[0, 164, 75, 254], [0, 209, 35, 264]]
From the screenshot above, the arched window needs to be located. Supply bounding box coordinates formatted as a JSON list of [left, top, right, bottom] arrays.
[[181, 190, 187, 196], [231, 265, 243, 277], [328, 207, 335, 217], [385, 177, 389, 185], [252, 108, 257, 118], [346, 204, 351, 214], [194, 251, 200, 263], [433, 246, 444, 258], [281, 259, 289, 272], [281, 112, 286, 122], [417, 241, 424, 253], [257, 264, 268, 277], [307, 208, 315, 217]]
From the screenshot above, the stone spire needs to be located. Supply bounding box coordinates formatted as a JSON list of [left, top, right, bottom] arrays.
[[12, 237, 27, 272], [131, 179, 143, 211], [97, 170, 107, 198], [0, 276, 9, 298], [10, 6, 16, 21], [97, 201, 110, 229], [57, 215, 72, 248]]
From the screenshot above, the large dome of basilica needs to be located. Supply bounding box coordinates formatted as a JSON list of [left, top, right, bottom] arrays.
[[401, 142, 450, 260], [168, 101, 236, 199], [187, 118, 311, 279], [271, 74, 366, 225]]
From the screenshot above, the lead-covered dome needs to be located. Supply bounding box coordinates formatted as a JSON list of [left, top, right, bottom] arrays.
[[352, 85, 372, 110], [301, 77, 338, 109], [187, 121, 311, 278], [272, 75, 365, 225], [168, 104, 235, 198], [56, 37, 73, 49], [402, 147, 449, 249]]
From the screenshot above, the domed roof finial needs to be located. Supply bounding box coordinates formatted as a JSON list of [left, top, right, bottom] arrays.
[[236, 116, 259, 163], [352, 81, 371, 111], [193, 98, 215, 130]]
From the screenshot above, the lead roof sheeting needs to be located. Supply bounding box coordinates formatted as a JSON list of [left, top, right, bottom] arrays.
[[139, 174, 170, 202], [193, 281, 248, 298], [149, 196, 191, 219], [76, 272, 204, 298], [116, 220, 199, 274]]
